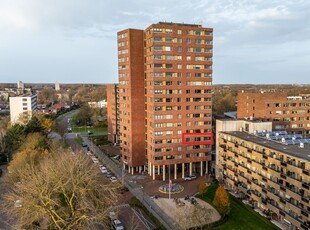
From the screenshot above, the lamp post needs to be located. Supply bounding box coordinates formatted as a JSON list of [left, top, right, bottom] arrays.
[[169, 164, 171, 200]]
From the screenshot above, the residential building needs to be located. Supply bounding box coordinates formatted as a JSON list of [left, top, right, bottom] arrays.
[[217, 130, 310, 230], [117, 28, 145, 174], [107, 84, 120, 144], [88, 100, 107, 109], [55, 81, 60, 91], [237, 92, 310, 136], [9, 94, 37, 124], [115, 22, 214, 179]]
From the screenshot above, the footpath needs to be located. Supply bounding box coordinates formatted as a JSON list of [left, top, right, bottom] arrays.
[[82, 137, 181, 230]]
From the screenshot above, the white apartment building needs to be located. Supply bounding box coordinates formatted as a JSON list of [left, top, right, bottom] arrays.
[[9, 94, 37, 124]]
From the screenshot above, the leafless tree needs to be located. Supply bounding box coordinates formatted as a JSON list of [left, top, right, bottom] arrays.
[[125, 210, 141, 230], [1, 148, 120, 229]]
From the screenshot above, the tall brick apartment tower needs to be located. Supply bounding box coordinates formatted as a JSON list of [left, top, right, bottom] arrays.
[[117, 29, 146, 174], [107, 84, 119, 143], [117, 22, 213, 180]]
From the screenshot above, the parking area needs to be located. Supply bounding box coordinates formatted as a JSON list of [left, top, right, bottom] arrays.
[[75, 142, 157, 230]]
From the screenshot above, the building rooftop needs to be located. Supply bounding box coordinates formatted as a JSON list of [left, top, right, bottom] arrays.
[[157, 22, 202, 28], [222, 131, 310, 162]]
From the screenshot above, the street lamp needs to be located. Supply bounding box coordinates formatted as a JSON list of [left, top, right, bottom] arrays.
[[169, 164, 171, 200]]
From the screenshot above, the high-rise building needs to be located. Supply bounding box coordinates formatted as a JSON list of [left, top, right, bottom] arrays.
[[107, 84, 120, 144], [55, 81, 60, 91], [116, 22, 213, 180], [237, 92, 310, 136], [17, 81, 24, 90], [117, 29, 145, 173], [9, 94, 37, 124]]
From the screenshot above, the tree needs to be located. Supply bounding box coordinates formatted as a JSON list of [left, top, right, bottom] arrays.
[[199, 181, 207, 193], [75, 104, 93, 126], [24, 116, 44, 135], [213, 185, 230, 216], [1, 149, 120, 229]]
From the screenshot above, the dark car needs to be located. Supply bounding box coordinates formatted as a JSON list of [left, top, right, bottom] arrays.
[[81, 143, 87, 148]]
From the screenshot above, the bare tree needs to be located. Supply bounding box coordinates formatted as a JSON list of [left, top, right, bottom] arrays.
[[1, 148, 120, 229], [125, 210, 141, 230]]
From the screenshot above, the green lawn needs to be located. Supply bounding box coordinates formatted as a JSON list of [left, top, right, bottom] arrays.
[[198, 182, 280, 230], [89, 135, 110, 145], [72, 126, 107, 133]]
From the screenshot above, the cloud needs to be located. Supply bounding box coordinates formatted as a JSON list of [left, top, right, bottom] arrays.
[[0, 0, 309, 83]]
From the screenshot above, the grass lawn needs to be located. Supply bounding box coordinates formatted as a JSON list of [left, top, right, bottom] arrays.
[[198, 182, 280, 230], [89, 135, 110, 145], [72, 126, 107, 133]]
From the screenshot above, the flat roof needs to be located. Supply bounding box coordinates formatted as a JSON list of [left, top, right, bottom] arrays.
[[221, 131, 310, 162], [158, 22, 202, 28]]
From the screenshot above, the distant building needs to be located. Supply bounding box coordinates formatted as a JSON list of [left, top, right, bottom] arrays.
[[55, 81, 60, 91], [17, 81, 24, 90], [88, 100, 107, 109], [9, 94, 37, 124], [107, 84, 119, 144], [17, 81, 25, 95], [237, 92, 310, 136]]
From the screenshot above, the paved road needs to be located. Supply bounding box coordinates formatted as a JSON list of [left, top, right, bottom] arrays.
[[82, 137, 181, 230]]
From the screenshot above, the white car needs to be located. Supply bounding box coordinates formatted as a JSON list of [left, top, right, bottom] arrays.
[[184, 175, 197, 181], [100, 168, 107, 174], [92, 158, 99, 163], [112, 219, 124, 230], [110, 177, 117, 183]]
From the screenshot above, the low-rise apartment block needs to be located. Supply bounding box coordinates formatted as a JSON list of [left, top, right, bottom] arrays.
[[217, 130, 310, 230], [9, 94, 37, 124]]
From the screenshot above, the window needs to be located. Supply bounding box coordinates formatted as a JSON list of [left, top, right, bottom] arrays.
[[166, 131, 173, 135], [165, 37, 173, 42], [166, 55, 174, 60], [154, 55, 162, 60], [195, 56, 202, 61], [154, 46, 162, 51], [177, 64, 182, 69], [194, 47, 202, 53], [177, 30, 182, 34], [177, 47, 182, 52], [165, 46, 172, 51], [177, 38, 182, 43], [186, 56, 191, 61], [186, 38, 191, 44], [166, 28, 172, 34], [195, 31, 201, 35], [166, 72, 173, 77], [195, 39, 202, 44], [153, 28, 162, 32], [154, 37, 162, 42], [166, 64, 173, 69]]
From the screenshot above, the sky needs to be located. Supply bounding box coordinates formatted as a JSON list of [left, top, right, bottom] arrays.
[[0, 0, 309, 84]]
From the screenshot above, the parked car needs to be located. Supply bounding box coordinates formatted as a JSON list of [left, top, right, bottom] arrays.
[[184, 175, 197, 181], [100, 168, 107, 174], [87, 130, 93, 135], [111, 219, 124, 230], [113, 155, 121, 160], [81, 143, 87, 147], [110, 177, 117, 183]]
